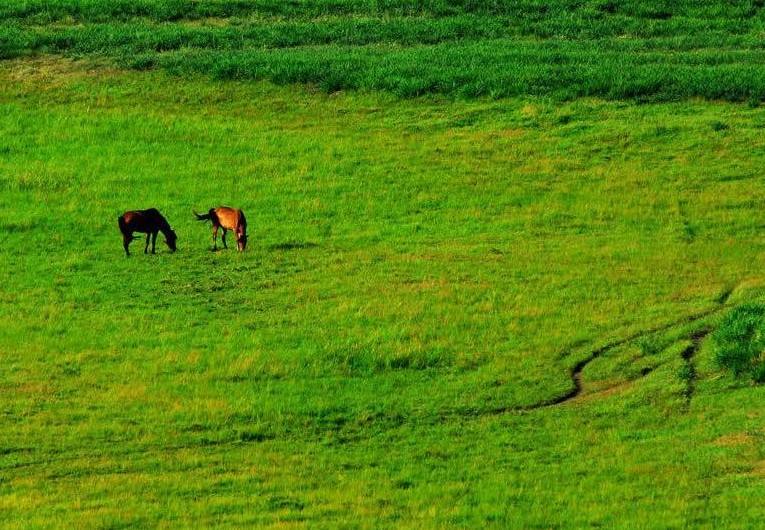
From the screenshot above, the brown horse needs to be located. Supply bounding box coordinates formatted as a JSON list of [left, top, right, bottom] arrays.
[[118, 208, 177, 256], [194, 207, 247, 251]]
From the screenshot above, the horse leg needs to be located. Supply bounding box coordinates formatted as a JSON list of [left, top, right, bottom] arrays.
[[144, 233, 150, 254], [212, 225, 219, 250], [123, 233, 132, 256], [221, 228, 228, 249], [151, 231, 157, 254]]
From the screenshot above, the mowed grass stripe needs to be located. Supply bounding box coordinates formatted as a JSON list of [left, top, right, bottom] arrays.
[[3, 1, 765, 100], [144, 42, 765, 100], [3, 0, 765, 24]]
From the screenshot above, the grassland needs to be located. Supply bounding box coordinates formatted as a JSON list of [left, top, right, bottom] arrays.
[[2, 56, 765, 527], [4, 0, 765, 527]]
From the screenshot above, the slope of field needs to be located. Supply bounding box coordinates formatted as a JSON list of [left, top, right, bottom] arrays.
[[2, 57, 765, 527], [4, 0, 765, 100]]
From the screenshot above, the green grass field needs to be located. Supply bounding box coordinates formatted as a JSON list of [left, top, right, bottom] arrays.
[[3, 1, 765, 528]]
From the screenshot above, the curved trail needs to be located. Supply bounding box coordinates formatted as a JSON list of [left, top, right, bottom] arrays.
[[491, 286, 737, 414], [680, 327, 711, 406]]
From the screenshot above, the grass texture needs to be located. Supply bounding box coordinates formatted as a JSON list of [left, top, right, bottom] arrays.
[[2, 57, 765, 527]]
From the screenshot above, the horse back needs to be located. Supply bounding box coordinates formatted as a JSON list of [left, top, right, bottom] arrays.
[[120, 208, 167, 233], [215, 207, 246, 232]]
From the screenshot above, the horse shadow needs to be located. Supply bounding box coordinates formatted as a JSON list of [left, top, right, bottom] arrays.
[[267, 241, 318, 251]]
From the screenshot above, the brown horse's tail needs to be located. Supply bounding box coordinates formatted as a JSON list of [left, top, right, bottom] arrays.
[[194, 209, 213, 222]]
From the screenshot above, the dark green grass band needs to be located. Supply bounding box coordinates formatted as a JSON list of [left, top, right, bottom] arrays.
[[3, 0, 765, 101]]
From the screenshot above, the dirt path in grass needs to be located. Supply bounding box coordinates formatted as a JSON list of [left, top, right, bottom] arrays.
[[493, 285, 739, 413], [557, 286, 736, 407], [679, 326, 713, 407]]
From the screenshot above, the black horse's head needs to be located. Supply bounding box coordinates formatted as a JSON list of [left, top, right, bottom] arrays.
[[165, 229, 178, 252]]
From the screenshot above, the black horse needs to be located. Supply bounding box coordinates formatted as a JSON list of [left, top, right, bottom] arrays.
[[118, 208, 177, 256]]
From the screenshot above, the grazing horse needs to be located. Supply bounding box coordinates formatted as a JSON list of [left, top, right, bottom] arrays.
[[118, 208, 177, 256], [194, 207, 247, 251]]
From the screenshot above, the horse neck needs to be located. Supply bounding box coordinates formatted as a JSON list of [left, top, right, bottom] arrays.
[[157, 218, 172, 236]]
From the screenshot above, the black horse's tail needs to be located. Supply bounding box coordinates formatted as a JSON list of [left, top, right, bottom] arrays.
[[194, 209, 213, 222], [118, 216, 140, 240]]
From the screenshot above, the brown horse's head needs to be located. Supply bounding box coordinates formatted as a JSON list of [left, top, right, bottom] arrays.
[[237, 233, 247, 252], [166, 230, 178, 252]]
